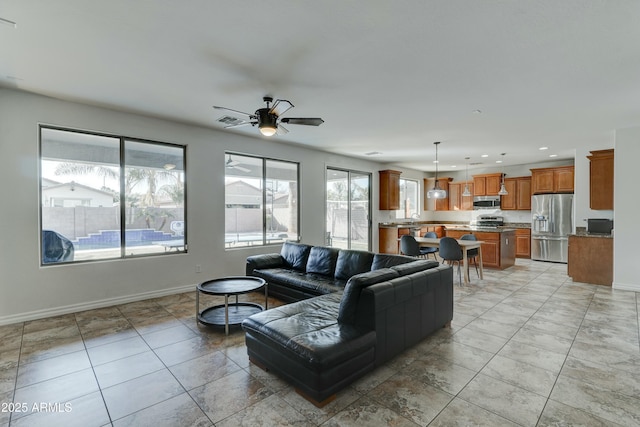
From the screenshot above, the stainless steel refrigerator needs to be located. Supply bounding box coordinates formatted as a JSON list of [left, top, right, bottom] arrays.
[[531, 194, 573, 263]]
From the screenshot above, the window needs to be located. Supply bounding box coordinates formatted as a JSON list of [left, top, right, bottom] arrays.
[[225, 153, 299, 247], [395, 178, 419, 219], [40, 126, 186, 264]]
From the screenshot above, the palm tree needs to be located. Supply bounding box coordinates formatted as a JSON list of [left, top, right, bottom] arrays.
[[54, 163, 119, 189]]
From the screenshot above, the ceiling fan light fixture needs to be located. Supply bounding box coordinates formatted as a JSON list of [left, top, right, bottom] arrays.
[[427, 141, 447, 199], [259, 125, 277, 136], [256, 108, 278, 136]]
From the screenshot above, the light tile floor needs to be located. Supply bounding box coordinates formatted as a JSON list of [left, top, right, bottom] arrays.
[[1, 259, 639, 426]]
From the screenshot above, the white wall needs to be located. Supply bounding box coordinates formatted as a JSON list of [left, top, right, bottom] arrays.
[[613, 127, 640, 291], [0, 89, 410, 324], [1, 88, 636, 323]]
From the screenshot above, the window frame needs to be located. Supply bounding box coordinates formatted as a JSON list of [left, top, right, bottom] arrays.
[[395, 177, 419, 219], [39, 125, 187, 265], [224, 152, 300, 249]]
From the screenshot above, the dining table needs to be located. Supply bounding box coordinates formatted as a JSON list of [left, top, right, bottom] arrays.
[[414, 236, 484, 284]]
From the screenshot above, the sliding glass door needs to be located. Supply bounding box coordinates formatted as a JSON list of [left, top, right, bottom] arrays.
[[326, 168, 371, 250]]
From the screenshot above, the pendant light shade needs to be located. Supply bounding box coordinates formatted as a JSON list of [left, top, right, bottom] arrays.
[[427, 141, 447, 199], [497, 153, 508, 195], [462, 156, 472, 197]]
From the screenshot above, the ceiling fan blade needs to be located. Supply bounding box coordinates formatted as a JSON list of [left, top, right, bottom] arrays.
[[276, 124, 289, 135], [213, 105, 254, 118], [280, 117, 324, 126], [224, 121, 253, 129], [269, 99, 294, 116]]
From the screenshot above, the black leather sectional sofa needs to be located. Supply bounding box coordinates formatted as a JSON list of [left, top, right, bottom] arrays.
[[242, 242, 454, 405]]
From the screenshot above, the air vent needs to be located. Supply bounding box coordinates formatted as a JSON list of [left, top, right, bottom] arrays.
[[469, 162, 483, 166], [217, 116, 247, 126]]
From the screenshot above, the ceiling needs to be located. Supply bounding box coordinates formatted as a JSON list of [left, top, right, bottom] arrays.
[[2, 1, 639, 172]]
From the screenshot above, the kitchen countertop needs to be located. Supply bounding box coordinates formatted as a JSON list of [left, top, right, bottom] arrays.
[[570, 228, 613, 239], [444, 225, 517, 233], [378, 221, 529, 231]]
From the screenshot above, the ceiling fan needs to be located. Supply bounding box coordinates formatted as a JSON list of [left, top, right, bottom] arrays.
[[225, 155, 250, 173], [213, 96, 324, 136]]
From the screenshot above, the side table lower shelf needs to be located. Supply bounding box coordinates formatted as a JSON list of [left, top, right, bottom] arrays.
[[198, 302, 264, 333]]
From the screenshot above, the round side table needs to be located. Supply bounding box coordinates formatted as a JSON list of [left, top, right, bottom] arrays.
[[196, 276, 267, 335]]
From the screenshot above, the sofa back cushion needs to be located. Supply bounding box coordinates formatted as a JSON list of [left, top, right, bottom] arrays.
[[338, 268, 399, 324], [371, 253, 416, 270], [281, 242, 312, 272], [391, 259, 439, 276], [335, 250, 375, 280], [306, 246, 340, 276]]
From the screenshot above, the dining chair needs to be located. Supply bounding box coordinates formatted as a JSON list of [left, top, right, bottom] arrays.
[[420, 231, 439, 261], [460, 234, 480, 277], [439, 237, 463, 286], [400, 234, 431, 259]]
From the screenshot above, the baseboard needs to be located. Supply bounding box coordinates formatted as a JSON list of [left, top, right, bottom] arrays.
[[0, 283, 196, 326], [612, 281, 640, 292]]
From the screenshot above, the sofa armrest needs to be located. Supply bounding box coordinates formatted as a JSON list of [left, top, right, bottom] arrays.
[[246, 253, 286, 276]]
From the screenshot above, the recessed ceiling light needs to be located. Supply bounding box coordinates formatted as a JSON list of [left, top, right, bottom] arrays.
[[496, 160, 503, 163], [451, 165, 457, 168], [0, 17, 17, 28], [481, 154, 489, 158], [539, 147, 549, 151], [549, 154, 558, 158], [433, 160, 439, 164]]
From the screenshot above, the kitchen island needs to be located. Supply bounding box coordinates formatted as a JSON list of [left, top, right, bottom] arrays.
[[378, 221, 519, 270], [444, 226, 516, 269], [568, 231, 613, 286]]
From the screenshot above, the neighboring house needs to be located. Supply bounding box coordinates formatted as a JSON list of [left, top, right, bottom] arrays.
[[225, 180, 262, 207], [41, 180, 114, 207]]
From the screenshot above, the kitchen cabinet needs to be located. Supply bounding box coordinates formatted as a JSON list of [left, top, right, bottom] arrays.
[[379, 226, 412, 254], [379, 224, 445, 254], [473, 173, 503, 196], [423, 177, 452, 211], [501, 176, 531, 210], [515, 228, 531, 258], [419, 225, 445, 238], [568, 235, 613, 285], [448, 181, 474, 211], [531, 166, 574, 194], [444, 229, 515, 269], [587, 149, 614, 210], [379, 170, 401, 210]]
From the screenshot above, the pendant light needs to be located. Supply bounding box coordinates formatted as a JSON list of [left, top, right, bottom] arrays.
[[462, 157, 472, 197], [497, 153, 508, 195], [427, 141, 447, 199]]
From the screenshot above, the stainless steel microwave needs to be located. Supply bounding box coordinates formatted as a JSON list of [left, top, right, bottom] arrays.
[[473, 195, 501, 210]]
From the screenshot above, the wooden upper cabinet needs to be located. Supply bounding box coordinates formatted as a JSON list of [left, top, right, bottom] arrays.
[[473, 173, 503, 196], [555, 167, 575, 193], [423, 177, 452, 211], [447, 181, 473, 211], [588, 149, 614, 210], [460, 182, 474, 210], [448, 182, 461, 211], [500, 178, 518, 210], [517, 177, 532, 210], [501, 176, 531, 210], [531, 166, 574, 194], [379, 170, 401, 210]]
